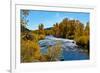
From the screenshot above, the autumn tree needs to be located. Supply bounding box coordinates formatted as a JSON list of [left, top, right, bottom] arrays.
[[84, 22, 89, 35], [52, 23, 61, 37], [38, 24, 45, 40], [38, 24, 45, 34], [21, 10, 29, 28], [84, 22, 90, 49], [74, 20, 84, 39], [59, 18, 69, 38], [75, 21, 89, 51]]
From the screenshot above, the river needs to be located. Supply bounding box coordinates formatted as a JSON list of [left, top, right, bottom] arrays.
[[39, 35, 89, 61]]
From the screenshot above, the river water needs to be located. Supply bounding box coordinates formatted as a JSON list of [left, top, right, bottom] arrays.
[[39, 35, 89, 61]]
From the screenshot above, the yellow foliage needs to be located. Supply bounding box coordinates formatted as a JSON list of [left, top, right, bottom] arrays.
[[21, 39, 41, 62], [38, 34, 45, 40], [75, 35, 89, 49], [46, 43, 62, 61]]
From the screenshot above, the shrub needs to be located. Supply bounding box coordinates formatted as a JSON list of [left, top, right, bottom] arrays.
[[75, 35, 89, 49], [45, 43, 62, 61], [38, 34, 45, 40], [22, 32, 34, 41], [21, 39, 41, 62]]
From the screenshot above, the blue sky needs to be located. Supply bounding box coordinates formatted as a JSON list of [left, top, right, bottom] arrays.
[[21, 10, 90, 30]]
